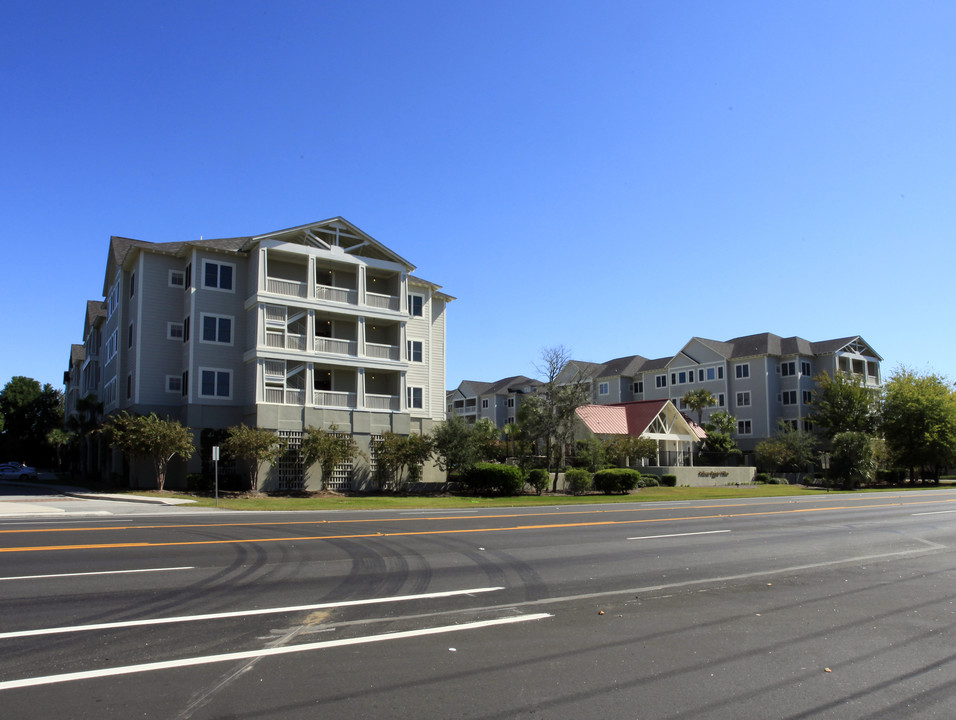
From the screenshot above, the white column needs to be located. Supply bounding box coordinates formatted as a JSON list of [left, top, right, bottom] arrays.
[[358, 265, 367, 307], [357, 317, 366, 357], [307, 310, 315, 353], [307, 256, 316, 300], [356, 368, 365, 409]]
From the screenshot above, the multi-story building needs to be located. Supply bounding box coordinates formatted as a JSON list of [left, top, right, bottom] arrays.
[[66, 217, 453, 490], [450, 333, 882, 452], [446, 375, 539, 427]]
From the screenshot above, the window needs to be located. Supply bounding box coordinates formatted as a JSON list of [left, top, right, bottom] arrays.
[[166, 375, 182, 393], [803, 390, 813, 405], [698, 369, 705, 382], [105, 330, 118, 361], [107, 281, 119, 319], [169, 270, 185, 288], [706, 367, 715, 381], [202, 260, 234, 291], [129, 273, 135, 298], [183, 316, 190, 342], [781, 361, 796, 377], [599, 382, 609, 395], [782, 419, 798, 431], [678, 398, 687, 410], [718, 366, 724, 380], [718, 393, 725, 407], [408, 294, 424, 317], [736, 391, 751, 407], [507, 416, 515, 425], [737, 420, 752, 436], [201, 314, 232, 344], [184, 263, 192, 289], [407, 340, 423, 362], [128, 322, 134, 349], [103, 378, 116, 407], [126, 373, 132, 399], [181, 370, 188, 397], [481, 399, 489, 409], [634, 381, 644, 394], [200, 369, 231, 398], [735, 364, 750, 379], [678, 371, 687, 384], [803, 420, 814, 433], [671, 373, 677, 385], [407, 386, 423, 409], [167, 322, 184, 340], [656, 375, 667, 388], [801, 361, 812, 376], [781, 390, 797, 405], [507, 398, 515, 408]]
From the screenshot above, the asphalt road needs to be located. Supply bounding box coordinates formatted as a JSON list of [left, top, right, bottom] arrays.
[[2, 490, 956, 719]]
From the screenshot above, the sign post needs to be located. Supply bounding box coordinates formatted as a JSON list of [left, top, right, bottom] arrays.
[[212, 446, 220, 507]]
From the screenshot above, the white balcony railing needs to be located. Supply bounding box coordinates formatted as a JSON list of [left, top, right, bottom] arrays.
[[267, 277, 307, 298], [265, 388, 306, 405], [366, 291, 400, 312], [316, 284, 358, 305], [314, 390, 357, 408], [315, 337, 357, 356], [265, 331, 305, 351], [367, 394, 399, 411], [366, 342, 400, 361]]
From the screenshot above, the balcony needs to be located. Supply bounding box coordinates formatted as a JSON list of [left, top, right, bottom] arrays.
[[367, 394, 400, 411], [366, 342, 400, 361], [315, 337, 358, 357], [315, 283, 358, 306], [266, 331, 306, 351], [366, 291, 400, 312], [313, 390, 358, 408]]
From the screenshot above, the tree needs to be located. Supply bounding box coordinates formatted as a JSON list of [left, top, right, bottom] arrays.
[[374, 432, 434, 490], [502, 422, 523, 457], [0, 376, 64, 466], [701, 411, 741, 461], [809, 372, 878, 439], [528, 346, 590, 491], [301, 424, 363, 490], [601, 434, 658, 468], [682, 388, 716, 426], [221, 425, 285, 492], [754, 420, 818, 475], [881, 367, 956, 482], [830, 431, 877, 489], [67, 393, 104, 478], [431, 415, 478, 477], [45, 428, 72, 472], [101, 412, 196, 490]]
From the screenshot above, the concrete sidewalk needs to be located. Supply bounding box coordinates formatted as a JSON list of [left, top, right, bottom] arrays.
[[0, 478, 197, 517]]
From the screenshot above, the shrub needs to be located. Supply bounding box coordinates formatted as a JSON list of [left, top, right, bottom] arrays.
[[564, 468, 592, 495], [641, 475, 660, 487], [660, 474, 677, 487], [754, 472, 771, 484], [527, 468, 549, 495], [464, 463, 525, 495], [592, 468, 642, 494]]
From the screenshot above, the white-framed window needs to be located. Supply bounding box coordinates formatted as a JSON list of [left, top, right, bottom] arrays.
[[634, 380, 644, 394], [202, 260, 235, 291], [181, 370, 188, 396], [718, 393, 725, 407], [735, 363, 750, 379], [506, 416, 515, 425], [801, 361, 812, 376], [656, 374, 667, 388], [506, 398, 515, 408], [199, 368, 232, 398], [103, 377, 116, 407], [737, 419, 752, 436], [166, 375, 182, 394], [481, 399, 489, 408], [736, 391, 751, 407], [169, 269, 185, 288], [780, 361, 796, 377], [129, 273, 135, 298], [598, 382, 609, 395], [407, 340, 423, 362], [183, 316, 190, 342], [126, 372, 133, 399], [803, 420, 814, 433], [105, 330, 118, 361], [128, 322, 134, 349], [408, 293, 424, 317], [678, 398, 687, 409], [201, 314, 233, 345], [782, 419, 798, 431], [167, 322, 184, 340], [107, 280, 120, 319], [698, 369, 704, 382], [407, 386, 423, 409], [781, 390, 797, 405], [803, 390, 813, 405], [706, 367, 715, 381], [678, 371, 688, 384]]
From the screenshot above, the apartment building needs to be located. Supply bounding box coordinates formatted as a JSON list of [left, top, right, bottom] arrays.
[[446, 375, 540, 427], [65, 217, 453, 490], [449, 333, 882, 452]]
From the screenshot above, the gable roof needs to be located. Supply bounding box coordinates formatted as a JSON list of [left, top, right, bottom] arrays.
[[576, 399, 699, 439]]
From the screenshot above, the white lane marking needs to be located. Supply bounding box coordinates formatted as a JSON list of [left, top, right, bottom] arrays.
[[0, 586, 505, 640], [0, 613, 552, 690], [628, 530, 731, 540], [912, 510, 956, 516], [0, 566, 195, 582]]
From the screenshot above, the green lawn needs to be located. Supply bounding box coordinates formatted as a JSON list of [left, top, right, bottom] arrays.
[[106, 483, 949, 512]]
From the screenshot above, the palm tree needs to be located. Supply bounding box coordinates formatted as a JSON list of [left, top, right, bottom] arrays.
[[502, 422, 522, 458], [683, 388, 716, 426]]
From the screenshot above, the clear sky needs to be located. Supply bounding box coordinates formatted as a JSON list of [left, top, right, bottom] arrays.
[[3, 1, 955, 394]]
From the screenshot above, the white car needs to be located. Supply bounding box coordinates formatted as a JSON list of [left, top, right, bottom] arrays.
[[0, 462, 38, 480]]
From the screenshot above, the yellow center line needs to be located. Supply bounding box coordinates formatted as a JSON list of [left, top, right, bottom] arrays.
[[2, 494, 955, 536], [0, 500, 952, 554]]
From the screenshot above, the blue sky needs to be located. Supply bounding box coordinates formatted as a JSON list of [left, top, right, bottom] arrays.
[[3, 1, 955, 393]]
